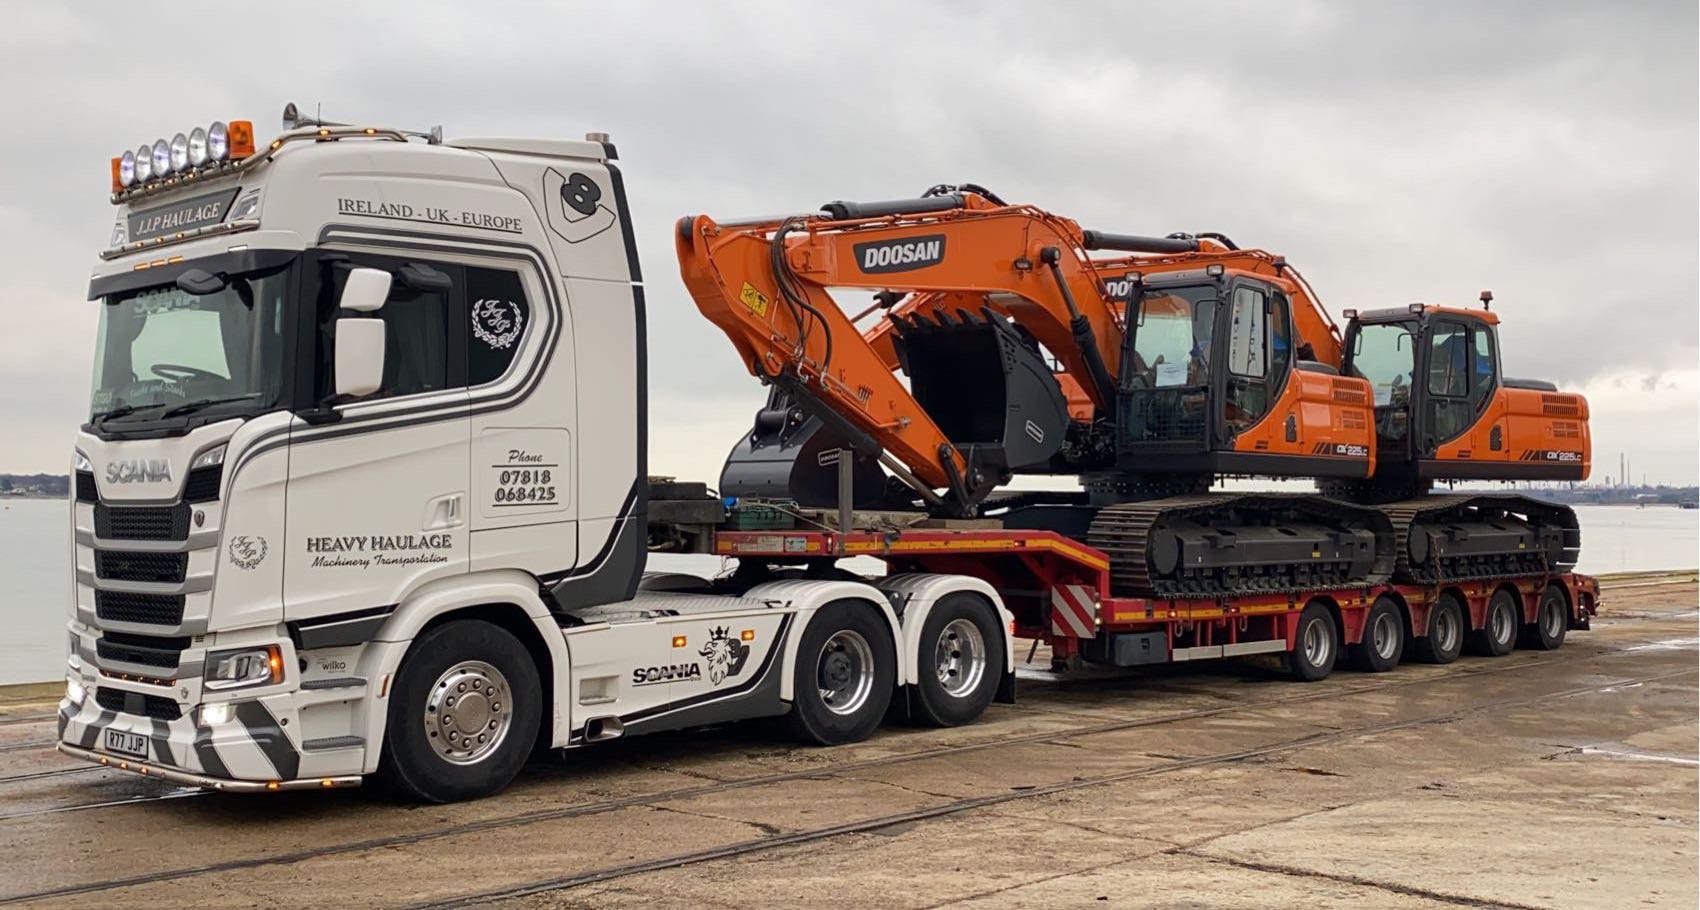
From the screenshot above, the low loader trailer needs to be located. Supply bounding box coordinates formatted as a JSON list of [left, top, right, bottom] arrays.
[[59, 109, 1596, 802]]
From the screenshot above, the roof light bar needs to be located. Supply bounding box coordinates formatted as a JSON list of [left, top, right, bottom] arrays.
[[110, 118, 255, 192]]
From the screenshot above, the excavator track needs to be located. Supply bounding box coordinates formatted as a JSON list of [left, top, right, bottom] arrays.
[[1370, 493, 1579, 585], [1087, 494, 1395, 599]]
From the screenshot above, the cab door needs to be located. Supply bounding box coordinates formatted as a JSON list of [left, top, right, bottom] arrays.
[[283, 253, 470, 622]]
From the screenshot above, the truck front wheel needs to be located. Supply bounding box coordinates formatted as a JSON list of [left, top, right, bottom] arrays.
[[912, 594, 1002, 727], [377, 619, 542, 803], [786, 601, 895, 746]]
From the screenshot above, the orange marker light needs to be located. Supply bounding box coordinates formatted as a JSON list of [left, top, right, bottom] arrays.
[[267, 646, 284, 683], [110, 157, 124, 192], [227, 120, 255, 158], [740, 629, 755, 642], [671, 635, 687, 648]]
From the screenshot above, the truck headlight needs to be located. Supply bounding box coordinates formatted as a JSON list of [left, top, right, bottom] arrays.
[[66, 676, 86, 706], [73, 451, 91, 473], [190, 444, 227, 470], [204, 645, 283, 691]]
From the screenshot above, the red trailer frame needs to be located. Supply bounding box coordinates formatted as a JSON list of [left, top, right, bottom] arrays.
[[714, 528, 1600, 666]]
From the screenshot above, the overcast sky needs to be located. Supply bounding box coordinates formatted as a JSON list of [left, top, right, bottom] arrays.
[[0, 1, 1694, 486]]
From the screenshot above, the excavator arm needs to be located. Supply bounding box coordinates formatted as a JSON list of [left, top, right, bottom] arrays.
[[676, 192, 1129, 509]]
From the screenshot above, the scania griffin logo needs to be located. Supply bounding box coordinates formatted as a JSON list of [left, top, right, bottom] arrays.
[[698, 626, 751, 685], [854, 234, 946, 274], [105, 458, 172, 484]]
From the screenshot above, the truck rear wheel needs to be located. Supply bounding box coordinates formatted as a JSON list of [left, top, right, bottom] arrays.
[[1414, 593, 1465, 664], [1467, 589, 1519, 657], [1347, 595, 1404, 673], [377, 619, 541, 803], [1524, 583, 1569, 651], [912, 594, 1002, 727], [1287, 601, 1338, 682], [786, 601, 895, 746]]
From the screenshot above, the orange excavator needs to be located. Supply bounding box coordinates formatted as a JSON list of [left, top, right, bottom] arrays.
[[675, 187, 1588, 597]]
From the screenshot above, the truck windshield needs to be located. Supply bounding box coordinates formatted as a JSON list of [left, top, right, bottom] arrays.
[[89, 263, 291, 425]]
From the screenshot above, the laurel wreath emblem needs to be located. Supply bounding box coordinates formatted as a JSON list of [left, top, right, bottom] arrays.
[[228, 535, 268, 571], [471, 298, 525, 350]]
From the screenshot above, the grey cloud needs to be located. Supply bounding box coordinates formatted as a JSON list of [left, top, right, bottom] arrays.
[[0, 1, 1693, 482]]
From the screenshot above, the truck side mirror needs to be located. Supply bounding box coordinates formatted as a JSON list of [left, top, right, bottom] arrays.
[[333, 268, 392, 399], [335, 319, 386, 399], [339, 267, 392, 312]]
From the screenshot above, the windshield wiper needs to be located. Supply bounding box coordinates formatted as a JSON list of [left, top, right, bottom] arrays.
[[160, 393, 262, 419], [91, 404, 138, 428]]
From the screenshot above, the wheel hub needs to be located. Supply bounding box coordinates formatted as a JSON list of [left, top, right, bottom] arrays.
[[816, 630, 875, 716], [933, 618, 987, 699]]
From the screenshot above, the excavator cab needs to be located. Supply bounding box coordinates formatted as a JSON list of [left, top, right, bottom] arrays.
[[1111, 270, 1371, 486], [1340, 303, 1590, 490]]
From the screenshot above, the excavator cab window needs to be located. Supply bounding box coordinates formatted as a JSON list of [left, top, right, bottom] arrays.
[[1346, 320, 1415, 446], [1123, 285, 1216, 444], [1225, 286, 1269, 431], [1424, 320, 1477, 447]]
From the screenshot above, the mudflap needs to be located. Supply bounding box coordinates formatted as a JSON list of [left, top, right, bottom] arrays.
[[892, 306, 1069, 471], [720, 387, 891, 508]]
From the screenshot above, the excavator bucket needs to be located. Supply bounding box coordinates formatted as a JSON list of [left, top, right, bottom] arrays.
[[891, 307, 1069, 472], [720, 388, 892, 509]]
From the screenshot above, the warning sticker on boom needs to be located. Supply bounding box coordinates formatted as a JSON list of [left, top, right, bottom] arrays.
[[739, 282, 770, 317]]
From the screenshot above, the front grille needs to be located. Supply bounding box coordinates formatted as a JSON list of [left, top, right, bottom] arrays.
[[183, 465, 222, 503], [95, 687, 183, 720], [75, 471, 98, 504], [95, 503, 189, 541], [95, 590, 186, 626], [96, 550, 187, 584], [96, 633, 186, 670]]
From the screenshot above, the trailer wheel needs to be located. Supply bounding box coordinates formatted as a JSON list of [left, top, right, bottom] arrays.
[[1287, 601, 1338, 682], [1347, 595, 1404, 673], [1524, 583, 1569, 651], [1413, 593, 1465, 664], [1468, 589, 1519, 657], [376, 619, 542, 803], [912, 594, 1002, 727], [786, 600, 896, 746]]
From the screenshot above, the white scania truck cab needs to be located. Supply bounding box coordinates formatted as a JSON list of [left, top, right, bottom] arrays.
[[60, 108, 1013, 801]]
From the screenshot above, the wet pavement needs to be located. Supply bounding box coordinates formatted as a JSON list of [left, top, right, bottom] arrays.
[[0, 574, 1693, 909]]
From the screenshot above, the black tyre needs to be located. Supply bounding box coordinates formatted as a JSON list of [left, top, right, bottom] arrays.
[[1287, 601, 1338, 682], [911, 594, 1003, 727], [376, 620, 542, 803], [1347, 595, 1405, 673], [1413, 593, 1465, 664], [786, 600, 896, 745], [1524, 583, 1570, 651], [1467, 589, 1519, 657]]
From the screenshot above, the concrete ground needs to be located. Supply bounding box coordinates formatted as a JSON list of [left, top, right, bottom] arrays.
[[0, 574, 1692, 910]]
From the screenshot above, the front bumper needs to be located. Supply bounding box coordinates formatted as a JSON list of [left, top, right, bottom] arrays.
[[56, 695, 362, 792]]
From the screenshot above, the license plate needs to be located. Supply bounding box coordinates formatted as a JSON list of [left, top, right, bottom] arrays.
[[103, 728, 148, 759]]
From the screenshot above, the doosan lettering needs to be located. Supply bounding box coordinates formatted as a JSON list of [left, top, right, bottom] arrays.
[[863, 238, 942, 269]]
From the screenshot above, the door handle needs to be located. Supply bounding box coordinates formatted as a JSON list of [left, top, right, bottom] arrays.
[[424, 493, 464, 530]]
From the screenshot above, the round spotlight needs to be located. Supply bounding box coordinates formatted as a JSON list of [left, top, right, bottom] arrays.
[[119, 150, 137, 187], [169, 133, 190, 173], [187, 127, 209, 167], [134, 144, 155, 182], [150, 139, 171, 179], [207, 122, 229, 162]]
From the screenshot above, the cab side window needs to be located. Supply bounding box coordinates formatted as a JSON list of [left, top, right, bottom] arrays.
[[1470, 324, 1497, 411], [315, 255, 462, 403], [466, 267, 531, 386], [1225, 286, 1270, 430]]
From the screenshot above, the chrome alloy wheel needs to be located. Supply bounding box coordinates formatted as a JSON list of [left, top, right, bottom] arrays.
[[1302, 615, 1334, 668], [423, 660, 513, 765], [1370, 610, 1400, 661], [1434, 606, 1461, 654], [816, 629, 877, 716], [933, 618, 987, 699]]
